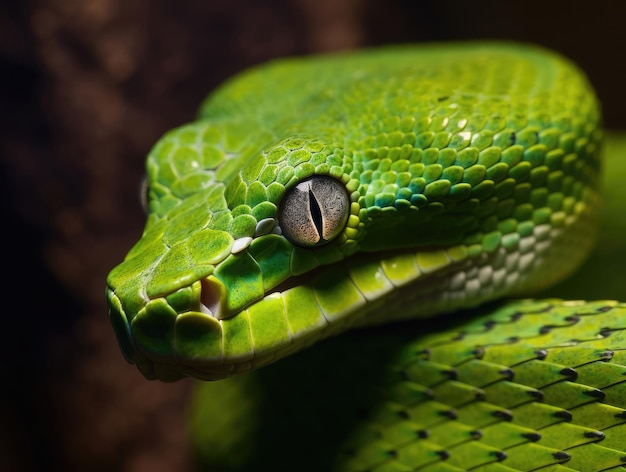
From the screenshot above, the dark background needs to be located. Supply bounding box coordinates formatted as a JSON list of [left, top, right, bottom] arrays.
[[2, 1, 625, 470]]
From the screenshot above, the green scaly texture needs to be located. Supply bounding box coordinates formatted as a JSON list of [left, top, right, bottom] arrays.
[[104, 43, 626, 470], [190, 300, 626, 471]]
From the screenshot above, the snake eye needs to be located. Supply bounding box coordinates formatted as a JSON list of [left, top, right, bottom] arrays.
[[278, 176, 350, 247]]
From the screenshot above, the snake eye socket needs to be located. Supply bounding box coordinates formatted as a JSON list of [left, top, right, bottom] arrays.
[[278, 176, 350, 247]]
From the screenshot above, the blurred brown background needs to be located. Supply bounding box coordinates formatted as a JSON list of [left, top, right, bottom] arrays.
[[1, 1, 625, 470]]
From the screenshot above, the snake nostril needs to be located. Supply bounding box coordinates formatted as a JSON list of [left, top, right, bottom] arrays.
[[200, 277, 221, 318]]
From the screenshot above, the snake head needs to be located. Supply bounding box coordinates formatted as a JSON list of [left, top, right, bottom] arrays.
[[106, 43, 602, 381], [106, 124, 371, 380]]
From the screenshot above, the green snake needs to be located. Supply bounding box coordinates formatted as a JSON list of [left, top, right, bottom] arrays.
[[106, 43, 626, 470]]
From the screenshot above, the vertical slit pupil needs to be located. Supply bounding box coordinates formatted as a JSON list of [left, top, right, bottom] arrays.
[[308, 189, 324, 241]]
